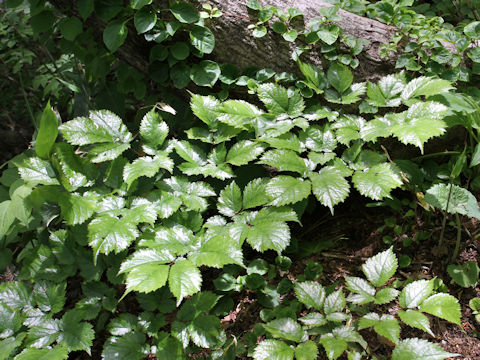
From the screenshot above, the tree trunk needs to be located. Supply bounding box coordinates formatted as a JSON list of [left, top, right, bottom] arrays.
[[51, 0, 400, 81]]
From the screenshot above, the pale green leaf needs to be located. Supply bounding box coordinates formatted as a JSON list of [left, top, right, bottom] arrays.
[[190, 94, 220, 126], [123, 155, 173, 187], [218, 100, 263, 129], [419, 293, 461, 325], [391, 338, 459, 360], [59, 192, 98, 225], [169, 259, 202, 305], [242, 178, 270, 209], [14, 344, 68, 360], [266, 176, 311, 206], [375, 287, 399, 305], [310, 167, 350, 214], [295, 341, 318, 360], [401, 77, 453, 101], [217, 182, 242, 217], [263, 318, 304, 342], [399, 279, 434, 309], [424, 184, 480, 219], [0, 201, 15, 238], [258, 149, 307, 175], [358, 313, 400, 344], [294, 281, 326, 310], [352, 163, 403, 200], [18, 157, 59, 185], [139, 110, 168, 153], [397, 310, 434, 336], [253, 339, 295, 360], [362, 247, 397, 287], [226, 140, 266, 166], [324, 289, 346, 314], [345, 276, 375, 304]]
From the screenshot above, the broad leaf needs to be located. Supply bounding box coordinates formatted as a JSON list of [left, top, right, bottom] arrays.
[[397, 310, 434, 336], [170, 1, 199, 23], [263, 318, 304, 342], [362, 247, 397, 287], [169, 259, 202, 304], [419, 293, 461, 325], [15, 345, 69, 360], [327, 63, 353, 93], [258, 149, 308, 175], [358, 313, 400, 344], [352, 163, 402, 200], [294, 281, 326, 310], [189, 314, 224, 348], [374, 287, 399, 305], [226, 140, 265, 166], [253, 339, 295, 360], [103, 20, 128, 52], [295, 341, 318, 360], [257, 83, 305, 117], [266, 176, 311, 206], [58, 310, 95, 352], [217, 182, 242, 217], [324, 289, 346, 314], [399, 279, 434, 309], [18, 157, 59, 185], [401, 77, 453, 101], [139, 110, 168, 153], [310, 167, 349, 214], [190, 94, 220, 126], [123, 155, 173, 187], [59, 192, 98, 225], [218, 100, 263, 129], [319, 334, 347, 360], [345, 276, 375, 304], [242, 178, 270, 209], [424, 184, 480, 219], [391, 338, 458, 360], [102, 332, 149, 360], [35, 102, 58, 159], [190, 25, 215, 54]]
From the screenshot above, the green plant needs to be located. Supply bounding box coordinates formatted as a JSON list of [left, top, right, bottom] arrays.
[[469, 297, 480, 323], [253, 247, 461, 359], [447, 261, 480, 287]]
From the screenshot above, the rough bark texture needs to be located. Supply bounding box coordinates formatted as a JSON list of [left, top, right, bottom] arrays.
[[50, 0, 400, 81]]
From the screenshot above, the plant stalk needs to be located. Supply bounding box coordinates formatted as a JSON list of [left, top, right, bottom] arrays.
[[439, 179, 454, 247], [452, 213, 462, 262]]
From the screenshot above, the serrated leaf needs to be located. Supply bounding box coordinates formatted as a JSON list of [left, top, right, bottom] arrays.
[[266, 176, 311, 206], [424, 184, 480, 219], [157, 176, 215, 212], [59, 110, 132, 147], [146, 191, 182, 218], [352, 163, 403, 200], [190, 94, 220, 126], [324, 289, 346, 314], [217, 182, 242, 217], [391, 338, 459, 360], [401, 77, 453, 101], [390, 102, 447, 153], [123, 155, 173, 187], [218, 100, 263, 129], [226, 140, 265, 166], [332, 115, 364, 145], [367, 75, 404, 107], [189, 233, 243, 268], [0, 281, 33, 310], [253, 339, 295, 360], [397, 310, 434, 336], [319, 334, 347, 360], [362, 247, 397, 287], [189, 314, 224, 348], [263, 318, 304, 342], [294, 281, 326, 310], [102, 332, 149, 360], [177, 291, 220, 321], [246, 218, 291, 253], [345, 276, 375, 304], [358, 313, 400, 344], [310, 167, 350, 214], [88, 215, 139, 259], [299, 312, 327, 327], [59, 310, 94, 352], [33, 281, 66, 314], [257, 83, 305, 117], [139, 110, 168, 153], [14, 344, 68, 360], [399, 279, 434, 309], [17, 157, 59, 185], [0, 304, 23, 338], [258, 149, 307, 175], [27, 318, 61, 347], [419, 293, 461, 325], [295, 341, 318, 360], [299, 125, 337, 152], [169, 259, 202, 305], [243, 178, 270, 209], [375, 287, 399, 305], [0, 201, 15, 238], [59, 192, 98, 225]]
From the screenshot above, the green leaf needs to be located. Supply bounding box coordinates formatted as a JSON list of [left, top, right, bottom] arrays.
[[345, 276, 375, 304], [59, 110, 132, 148], [190, 25, 215, 54], [295, 341, 318, 360], [419, 293, 461, 325], [102, 332, 149, 360], [266, 176, 311, 206], [103, 20, 128, 52], [0, 201, 15, 238], [131, 0, 152, 9], [358, 313, 400, 344], [401, 77, 453, 101], [257, 83, 305, 117], [447, 262, 479, 288], [397, 310, 434, 336], [294, 281, 326, 310], [263, 318, 304, 342], [299, 312, 327, 327], [226, 140, 265, 166], [253, 340, 295, 360], [324, 289, 346, 314], [0, 304, 23, 338], [190, 94, 220, 126], [78, 0, 94, 19], [299, 125, 337, 152], [15, 345, 69, 360], [190, 60, 220, 87], [218, 182, 242, 217], [157, 176, 215, 212], [319, 334, 347, 360], [246, 214, 291, 253], [59, 16, 83, 41], [120, 249, 172, 293], [189, 314, 224, 348], [139, 110, 168, 154], [258, 149, 307, 175], [28, 318, 61, 348], [424, 184, 480, 219], [332, 115, 364, 145], [88, 215, 139, 258], [391, 338, 459, 360], [53, 143, 98, 190], [18, 157, 59, 185], [310, 167, 349, 214], [243, 178, 270, 209], [59, 192, 98, 225], [170, 1, 200, 23], [0, 281, 33, 310], [169, 259, 202, 305], [123, 155, 173, 187], [352, 163, 402, 200], [399, 279, 434, 309], [374, 287, 399, 305], [170, 42, 190, 60], [59, 310, 94, 352], [362, 247, 397, 287], [134, 7, 157, 34], [366, 74, 404, 107], [35, 102, 58, 159], [327, 63, 353, 93]]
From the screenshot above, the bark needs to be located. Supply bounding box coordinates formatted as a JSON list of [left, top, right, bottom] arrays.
[[50, 0, 400, 81]]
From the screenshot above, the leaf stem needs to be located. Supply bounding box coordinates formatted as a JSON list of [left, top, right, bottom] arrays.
[[439, 179, 453, 248], [452, 213, 462, 262]]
